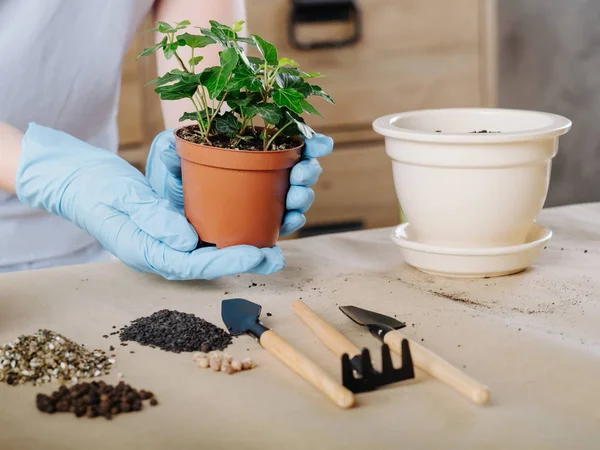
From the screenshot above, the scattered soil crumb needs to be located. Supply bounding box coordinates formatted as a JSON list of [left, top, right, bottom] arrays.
[[266, 313, 272, 317], [430, 290, 490, 309]]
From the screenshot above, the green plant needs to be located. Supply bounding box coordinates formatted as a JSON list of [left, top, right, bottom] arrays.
[[137, 20, 333, 151]]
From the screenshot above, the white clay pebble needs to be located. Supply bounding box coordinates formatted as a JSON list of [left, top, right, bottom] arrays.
[[193, 350, 254, 374], [193, 352, 207, 361], [195, 357, 209, 369], [242, 358, 255, 370], [209, 359, 221, 372]]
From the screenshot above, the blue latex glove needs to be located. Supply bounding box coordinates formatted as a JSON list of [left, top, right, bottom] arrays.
[[146, 129, 334, 236], [16, 123, 285, 280]]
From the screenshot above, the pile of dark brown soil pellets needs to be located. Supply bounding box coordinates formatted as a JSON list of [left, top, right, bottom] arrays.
[[36, 381, 157, 419], [119, 309, 232, 353], [0, 329, 114, 386]]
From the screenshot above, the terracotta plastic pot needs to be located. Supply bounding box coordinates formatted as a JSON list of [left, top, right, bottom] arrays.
[[175, 128, 303, 249]]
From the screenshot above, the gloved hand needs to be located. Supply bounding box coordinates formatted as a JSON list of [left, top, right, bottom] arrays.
[[16, 123, 285, 280], [146, 129, 333, 236]]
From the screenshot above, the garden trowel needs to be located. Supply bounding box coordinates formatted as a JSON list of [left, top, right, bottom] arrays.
[[221, 298, 354, 409], [339, 305, 490, 405]]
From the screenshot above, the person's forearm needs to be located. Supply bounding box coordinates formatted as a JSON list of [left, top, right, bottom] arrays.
[[153, 0, 247, 129], [0, 122, 24, 194]]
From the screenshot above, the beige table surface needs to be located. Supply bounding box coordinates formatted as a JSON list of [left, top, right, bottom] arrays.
[[1, 203, 600, 449]]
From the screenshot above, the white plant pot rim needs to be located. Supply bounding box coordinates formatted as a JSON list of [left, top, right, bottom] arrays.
[[373, 107, 572, 144]]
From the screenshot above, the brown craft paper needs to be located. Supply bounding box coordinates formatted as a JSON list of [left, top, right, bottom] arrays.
[[1, 204, 600, 449]]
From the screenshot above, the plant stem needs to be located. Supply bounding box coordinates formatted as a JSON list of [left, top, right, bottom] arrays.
[[239, 115, 249, 135], [173, 51, 190, 74], [266, 121, 293, 150], [262, 125, 270, 150], [191, 48, 195, 73], [191, 97, 207, 138]]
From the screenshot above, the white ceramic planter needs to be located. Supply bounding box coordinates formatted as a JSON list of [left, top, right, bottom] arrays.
[[373, 108, 571, 248]]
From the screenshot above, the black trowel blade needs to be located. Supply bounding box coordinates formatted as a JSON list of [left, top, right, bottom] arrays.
[[221, 298, 267, 338], [339, 305, 406, 337]]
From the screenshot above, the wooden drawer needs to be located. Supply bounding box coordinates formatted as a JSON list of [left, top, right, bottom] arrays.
[[247, 0, 496, 144], [305, 142, 399, 229]]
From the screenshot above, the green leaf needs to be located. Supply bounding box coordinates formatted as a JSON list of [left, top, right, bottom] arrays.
[[304, 71, 323, 78], [237, 37, 256, 46], [272, 88, 304, 114], [154, 76, 200, 100], [209, 20, 238, 40], [157, 21, 175, 33], [311, 85, 334, 104], [163, 42, 180, 60], [252, 35, 278, 65], [205, 21, 233, 42], [248, 56, 265, 66], [135, 37, 167, 60], [199, 48, 239, 98], [177, 33, 215, 49], [176, 20, 191, 30], [256, 103, 283, 125], [275, 73, 312, 97], [179, 112, 199, 122], [189, 55, 204, 67], [285, 111, 314, 139], [301, 100, 322, 117], [242, 104, 259, 118], [144, 69, 186, 87], [232, 20, 245, 32], [225, 65, 263, 92], [198, 27, 226, 46], [278, 57, 299, 67], [278, 67, 301, 76], [214, 111, 241, 138]]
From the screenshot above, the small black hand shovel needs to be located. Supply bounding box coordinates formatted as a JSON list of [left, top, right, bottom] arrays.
[[291, 300, 415, 393], [221, 298, 355, 409]]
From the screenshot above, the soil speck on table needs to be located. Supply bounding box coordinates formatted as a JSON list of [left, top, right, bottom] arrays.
[[266, 313, 272, 317]]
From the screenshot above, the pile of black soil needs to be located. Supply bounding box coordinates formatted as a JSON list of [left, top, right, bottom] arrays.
[[119, 309, 232, 353]]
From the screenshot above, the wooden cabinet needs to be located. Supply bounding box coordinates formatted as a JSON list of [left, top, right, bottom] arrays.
[[118, 0, 497, 232]]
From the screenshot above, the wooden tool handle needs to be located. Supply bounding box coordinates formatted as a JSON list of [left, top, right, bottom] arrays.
[[384, 330, 490, 405], [260, 330, 355, 409], [292, 300, 361, 358]]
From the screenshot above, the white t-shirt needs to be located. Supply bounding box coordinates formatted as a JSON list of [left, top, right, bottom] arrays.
[[0, 0, 154, 270]]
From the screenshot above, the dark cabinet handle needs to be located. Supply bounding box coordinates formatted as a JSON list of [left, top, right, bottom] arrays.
[[288, 0, 362, 50]]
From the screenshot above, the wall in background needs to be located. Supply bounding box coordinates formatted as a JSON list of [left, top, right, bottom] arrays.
[[500, 0, 600, 206]]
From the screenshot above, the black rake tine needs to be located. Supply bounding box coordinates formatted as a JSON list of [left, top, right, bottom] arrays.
[[360, 348, 374, 375], [400, 339, 415, 379], [341, 353, 355, 389], [380, 344, 394, 374]]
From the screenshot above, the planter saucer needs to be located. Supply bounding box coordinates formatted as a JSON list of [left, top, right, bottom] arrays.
[[390, 223, 552, 278]]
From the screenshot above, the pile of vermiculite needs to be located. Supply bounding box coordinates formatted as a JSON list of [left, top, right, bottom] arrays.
[[0, 329, 114, 386]]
